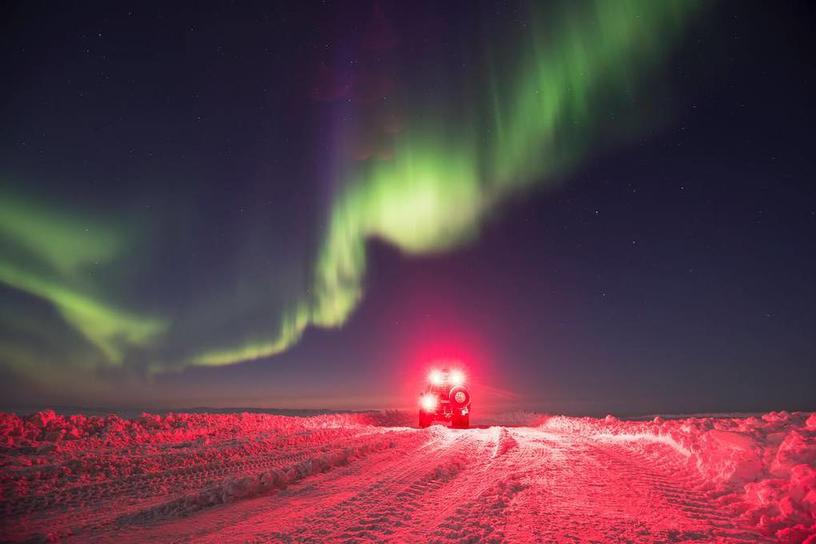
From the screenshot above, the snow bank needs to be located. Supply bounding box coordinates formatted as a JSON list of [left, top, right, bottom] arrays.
[[0, 410, 400, 510], [0, 409, 400, 450], [542, 411, 816, 543], [0, 409, 420, 542]]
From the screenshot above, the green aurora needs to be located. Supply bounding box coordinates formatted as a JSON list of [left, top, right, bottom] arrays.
[[0, 193, 167, 366], [0, 0, 700, 384], [192, 0, 699, 367]]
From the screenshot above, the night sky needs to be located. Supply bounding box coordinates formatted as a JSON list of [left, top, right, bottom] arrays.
[[1, 1, 814, 414]]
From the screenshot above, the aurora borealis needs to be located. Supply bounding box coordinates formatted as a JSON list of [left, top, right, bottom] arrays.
[[1, 0, 815, 411], [198, 0, 700, 366], [0, 192, 166, 365]]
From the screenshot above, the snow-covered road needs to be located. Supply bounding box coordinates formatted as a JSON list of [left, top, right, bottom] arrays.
[[2, 411, 814, 542], [117, 425, 766, 543]]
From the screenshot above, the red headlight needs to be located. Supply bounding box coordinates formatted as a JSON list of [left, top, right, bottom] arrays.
[[450, 369, 465, 386], [428, 369, 444, 386], [420, 394, 438, 412]]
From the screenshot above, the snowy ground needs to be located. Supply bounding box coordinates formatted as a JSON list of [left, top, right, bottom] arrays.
[[1, 411, 814, 543]]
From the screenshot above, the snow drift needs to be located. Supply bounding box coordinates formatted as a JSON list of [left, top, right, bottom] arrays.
[[541, 411, 816, 542]]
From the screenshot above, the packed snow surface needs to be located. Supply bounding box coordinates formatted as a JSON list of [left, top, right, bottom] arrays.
[[1, 410, 814, 543]]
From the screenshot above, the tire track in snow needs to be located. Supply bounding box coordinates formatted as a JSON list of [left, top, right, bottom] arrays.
[[109, 429, 431, 544], [418, 428, 547, 543], [116, 435, 400, 525], [502, 427, 771, 543], [596, 440, 774, 543], [3, 418, 782, 544], [387, 427, 524, 543], [4, 426, 351, 511], [7, 429, 338, 516], [428, 471, 526, 544], [268, 427, 489, 543], [345, 427, 520, 543], [5, 428, 412, 542]]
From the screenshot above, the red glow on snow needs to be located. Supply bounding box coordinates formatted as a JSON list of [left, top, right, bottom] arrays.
[[2, 410, 813, 542]]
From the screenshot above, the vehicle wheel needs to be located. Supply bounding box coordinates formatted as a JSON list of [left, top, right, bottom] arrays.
[[419, 412, 431, 428], [452, 413, 469, 429]]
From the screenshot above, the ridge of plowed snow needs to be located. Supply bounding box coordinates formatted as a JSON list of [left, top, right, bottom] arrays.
[[541, 412, 816, 542], [1, 410, 813, 542]]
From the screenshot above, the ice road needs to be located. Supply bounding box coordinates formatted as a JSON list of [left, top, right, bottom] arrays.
[[2, 411, 814, 543]]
